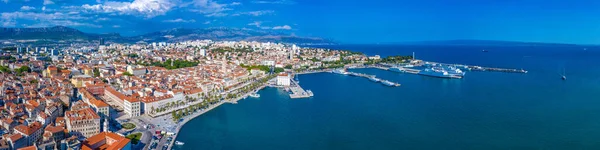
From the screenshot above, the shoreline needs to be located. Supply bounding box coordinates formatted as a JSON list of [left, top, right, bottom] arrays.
[[167, 83, 269, 149]]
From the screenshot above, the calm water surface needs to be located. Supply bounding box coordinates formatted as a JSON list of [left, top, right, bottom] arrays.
[[175, 45, 600, 149]]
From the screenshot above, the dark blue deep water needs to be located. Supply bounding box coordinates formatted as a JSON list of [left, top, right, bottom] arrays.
[[175, 45, 600, 149]]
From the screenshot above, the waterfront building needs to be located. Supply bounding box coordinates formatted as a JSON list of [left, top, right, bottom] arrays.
[[64, 108, 100, 138], [277, 73, 291, 86], [82, 132, 131, 150]]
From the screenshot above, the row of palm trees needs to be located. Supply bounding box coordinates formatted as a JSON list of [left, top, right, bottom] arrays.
[[154, 74, 276, 122], [149, 92, 223, 115]]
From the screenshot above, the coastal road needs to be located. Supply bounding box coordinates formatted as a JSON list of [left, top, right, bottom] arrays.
[[123, 118, 153, 150]]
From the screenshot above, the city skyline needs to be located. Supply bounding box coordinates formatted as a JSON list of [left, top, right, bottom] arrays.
[[2, 0, 600, 44]]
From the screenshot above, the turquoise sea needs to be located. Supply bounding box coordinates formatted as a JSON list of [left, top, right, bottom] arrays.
[[175, 45, 600, 149]]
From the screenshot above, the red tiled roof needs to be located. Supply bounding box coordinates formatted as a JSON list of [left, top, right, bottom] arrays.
[[14, 122, 41, 136], [82, 132, 130, 150], [65, 108, 100, 121]]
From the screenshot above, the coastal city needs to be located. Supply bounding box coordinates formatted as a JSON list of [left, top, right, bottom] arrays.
[[0, 39, 419, 150], [0, 35, 535, 150], [0, 0, 596, 149]]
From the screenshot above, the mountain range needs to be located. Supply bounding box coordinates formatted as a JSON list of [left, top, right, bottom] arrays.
[[0, 26, 335, 44]]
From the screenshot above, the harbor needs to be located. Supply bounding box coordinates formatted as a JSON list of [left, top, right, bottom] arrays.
[[365, 58, 529, 79]]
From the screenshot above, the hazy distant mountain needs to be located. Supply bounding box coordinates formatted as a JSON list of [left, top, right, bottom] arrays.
[[0, 26, 90, 40], [397, 40, 580, 46], [0, 26, 334, 44]]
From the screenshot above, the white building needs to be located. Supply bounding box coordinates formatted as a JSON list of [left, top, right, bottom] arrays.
[[199, 49, 206, 56], [262, 60, 275, 66], [276, 73, 291, 86], [368, 55, 381, 60]]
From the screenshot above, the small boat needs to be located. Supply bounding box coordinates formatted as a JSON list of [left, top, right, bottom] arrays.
[[175, 141, 184, 145], [369, 76, 380, 82], [561, 75, 566, 80], [482, 49, 488, 52], [332, 68, 349, 75], [249, 93, 260, 98], [381, 80, 396, 86]]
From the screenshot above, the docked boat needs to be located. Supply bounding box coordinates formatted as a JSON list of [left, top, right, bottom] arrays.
[[418, 68, 463, 79], [249, 93, 260, 98], [175, 141, 185, 145], [332, 68, 349, 75], [389, 67, 404, 72], [443, 66, 466, 76], [306, 90, 314, 96], [369, 76, 380, 82], [381, 80, 397, 86]]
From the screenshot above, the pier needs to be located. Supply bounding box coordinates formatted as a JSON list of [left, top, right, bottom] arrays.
[[288, 80, 314, 99], [467, 66, 528, 73], [332, 69, 401, 87], [422, 61, 528, 73]]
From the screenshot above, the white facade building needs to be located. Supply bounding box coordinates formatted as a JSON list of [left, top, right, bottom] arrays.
[[276, 73, 291, 86]]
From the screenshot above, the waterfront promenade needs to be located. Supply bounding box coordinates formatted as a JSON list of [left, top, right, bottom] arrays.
[[164, 79, 272, 149]]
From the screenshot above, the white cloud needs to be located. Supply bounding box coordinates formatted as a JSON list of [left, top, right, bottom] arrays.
[[251, 0, 295, 4], [2, 20, 16, 27], [204, 12, 227, 17], [41, 6, 46, 11], [24, 20, 102, 28], [2, 0, 9, 3], [186, 0, 242, 17], [20, 6, 35, 11], [233, 10, 273, 16], [43, 0, 54, 5], [113, 25, 121, 28], [82, 0, 176, 18], [95, 17, 110, 22], [1, 11, 97, 28], [163, 18, 196, 23], [272, 25, 291, 30], [247, 21, 261, 27], [203, 21, 210, 24]]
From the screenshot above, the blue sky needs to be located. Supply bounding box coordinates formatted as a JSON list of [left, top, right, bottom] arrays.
[[1, 0, 600, 44]]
